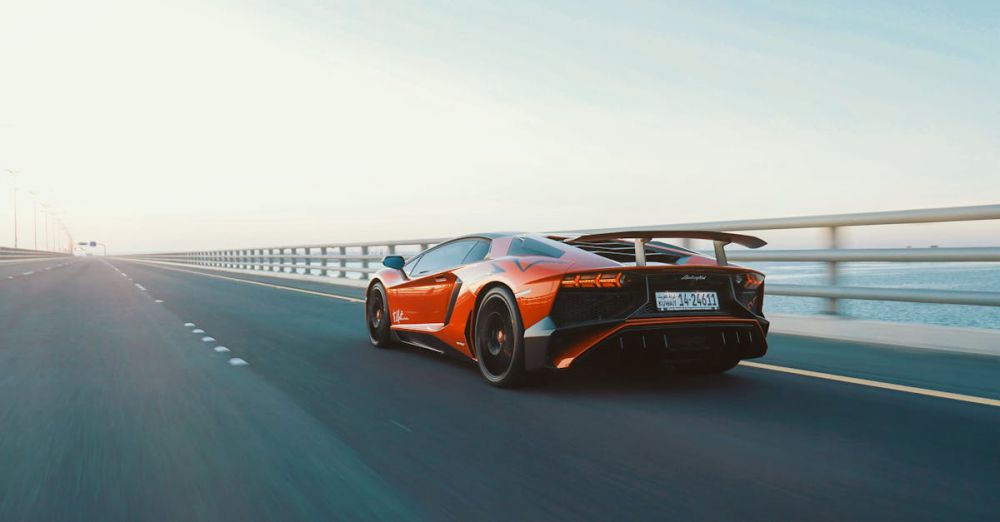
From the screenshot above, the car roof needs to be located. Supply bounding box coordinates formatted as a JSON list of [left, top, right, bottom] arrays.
[[454, 232, 523, 241]]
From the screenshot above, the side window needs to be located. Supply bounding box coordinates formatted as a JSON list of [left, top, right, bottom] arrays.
[[462, 240, 491, 264], [410, 240, 477, 276], [508, 236, 566, 258], [403, 255, 421, 277]]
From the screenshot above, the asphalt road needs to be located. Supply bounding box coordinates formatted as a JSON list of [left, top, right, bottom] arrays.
[[1, 258, 997, 521]]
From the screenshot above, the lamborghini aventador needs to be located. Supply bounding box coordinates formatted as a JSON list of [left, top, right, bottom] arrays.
[[365, 231, 768, 387]]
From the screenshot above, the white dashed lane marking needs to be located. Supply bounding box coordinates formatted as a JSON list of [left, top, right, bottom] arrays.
[[134, 283, 146, 291], [390, 420, 413, 433], [214, 346, 230, 353], [201, 337, 216, 342], [155, 299, 164, 303], [228, 358, 248, 366], [184, 323, 196, 327], [192, 329, 205, 334]]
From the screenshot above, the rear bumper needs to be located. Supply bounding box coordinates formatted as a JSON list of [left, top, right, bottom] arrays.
[[524, 316, 768, 370]]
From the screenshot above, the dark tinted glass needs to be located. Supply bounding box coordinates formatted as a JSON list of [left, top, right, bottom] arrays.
[[508, 236, 566, 258], [462, 240, 491, 264], [403, 256, 421, 277], [411, 240, 477, 276]]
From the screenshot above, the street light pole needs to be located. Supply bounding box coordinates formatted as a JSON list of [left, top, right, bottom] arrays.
[[40, 204, 49, 251], [28, 191, 38, 250], [6, 169, 17, 248]]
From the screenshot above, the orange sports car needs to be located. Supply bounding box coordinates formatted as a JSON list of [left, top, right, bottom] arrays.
[[365, 231, 768, 387]]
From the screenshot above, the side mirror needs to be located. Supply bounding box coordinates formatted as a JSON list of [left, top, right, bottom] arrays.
[[382, 255, 405, 270]]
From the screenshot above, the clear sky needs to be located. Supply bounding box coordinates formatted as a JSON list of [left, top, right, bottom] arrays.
[[1, 0, 997, 253]]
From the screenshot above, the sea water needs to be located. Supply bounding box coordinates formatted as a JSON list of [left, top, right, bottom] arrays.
[[746, 262, 1000, 330]]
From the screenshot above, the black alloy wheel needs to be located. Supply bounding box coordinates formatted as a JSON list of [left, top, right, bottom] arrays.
[[474, 287, 526, 387], [366, 282, 393, 347]]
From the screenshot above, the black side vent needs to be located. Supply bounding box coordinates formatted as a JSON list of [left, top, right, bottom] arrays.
[[550, 287, 646, 327]]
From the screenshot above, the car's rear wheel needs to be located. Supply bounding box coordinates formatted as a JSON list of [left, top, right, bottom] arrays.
[[674, 356, 740, 375], [366, 282, 393, 348], [474, 287, 526, 388]]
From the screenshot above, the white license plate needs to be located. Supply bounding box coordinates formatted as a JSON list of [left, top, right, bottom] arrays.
[[655, 291, 719, 311]]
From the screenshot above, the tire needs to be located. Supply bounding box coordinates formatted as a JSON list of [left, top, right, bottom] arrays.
[[366, 282, 393, 348], [473, 287, 527, 388], [674, 356, 740, 375]]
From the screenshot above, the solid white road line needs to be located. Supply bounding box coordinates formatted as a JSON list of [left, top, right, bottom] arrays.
[[126, 261, 364, 303], [739, 361, 1000, 408], [122, 260, 999, 408]]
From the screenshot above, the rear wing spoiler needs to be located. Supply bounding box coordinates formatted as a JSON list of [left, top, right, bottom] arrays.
[[565, 230, 767, 266]]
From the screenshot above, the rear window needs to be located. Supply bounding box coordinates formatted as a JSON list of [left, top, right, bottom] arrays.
[[566, 239, 688, 264], [508, 237, 566, 258]]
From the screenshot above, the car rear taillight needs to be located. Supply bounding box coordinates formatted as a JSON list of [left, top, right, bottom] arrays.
[[734, 272, 764, 290], [561, 272, 629, 289], [733, 272, 765, 314]]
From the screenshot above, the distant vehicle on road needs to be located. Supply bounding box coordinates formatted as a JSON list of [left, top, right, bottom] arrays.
[[366, 231, 769, 387]]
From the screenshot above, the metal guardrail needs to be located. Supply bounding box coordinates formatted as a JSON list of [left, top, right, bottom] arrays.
[[0, 247, 70, 260], [128, 204, 1000, 313]]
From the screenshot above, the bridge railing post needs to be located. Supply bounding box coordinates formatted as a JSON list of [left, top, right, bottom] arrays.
[[320, 247, 328, 277], [824, 226, 840, 315], [361, 246, 369, 279], [305, 247, 312, 275], [338, 247, 346, 278]]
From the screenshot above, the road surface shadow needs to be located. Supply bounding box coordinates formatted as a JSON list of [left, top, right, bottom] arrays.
[[381, 341, 761, 397]]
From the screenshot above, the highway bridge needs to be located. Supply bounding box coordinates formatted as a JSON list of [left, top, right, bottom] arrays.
[[1, 253, 998, 521], [3, 205, 1000, 521]]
